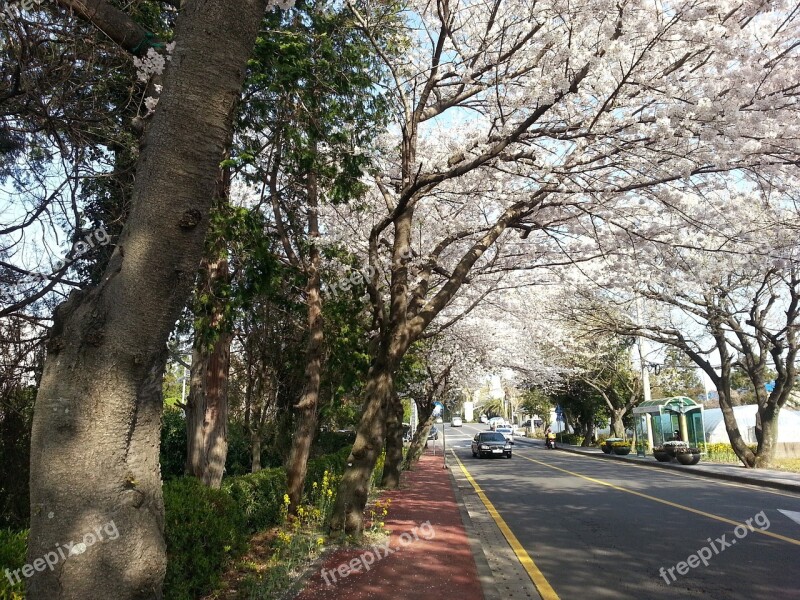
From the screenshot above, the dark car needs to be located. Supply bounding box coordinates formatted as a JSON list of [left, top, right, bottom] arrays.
[[471, 431, 512, 458], [427, 426, 439, 441]]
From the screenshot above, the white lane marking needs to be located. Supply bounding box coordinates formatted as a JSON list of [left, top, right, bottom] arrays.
[[778, 509, 800, 526]]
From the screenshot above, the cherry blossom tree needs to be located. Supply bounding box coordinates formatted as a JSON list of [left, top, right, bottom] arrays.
[[573, 192, 800, 467], [328, 0, 800, 531], [24, 2, 290, 598]]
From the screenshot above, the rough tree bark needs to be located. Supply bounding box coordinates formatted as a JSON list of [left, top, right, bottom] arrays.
[[380, 392, 405, 488], [402, 404, 434, 470], [185, 323, 232, 488], [286, 165, 324, 514], [185, 167, 233, 489], [610, 411, 625, 439], [328, 356, 393, 534], [26, 2, 267, 598]]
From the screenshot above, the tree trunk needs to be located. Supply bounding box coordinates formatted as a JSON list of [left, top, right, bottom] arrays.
[[580, 417, 594, 447], [329, 360, 393, 535], [610, 409, 625, 438], [250, 430, 262, 473], [381, 392, 405, 488], [403, 404, 434, 470], [26, 3, 267, 598], [185, 328, 232, 488], [754, 404, 779, 468], [286, 166, 323, 513]]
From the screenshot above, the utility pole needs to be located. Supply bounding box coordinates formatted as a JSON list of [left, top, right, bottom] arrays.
[[635, 297, 652, 404]]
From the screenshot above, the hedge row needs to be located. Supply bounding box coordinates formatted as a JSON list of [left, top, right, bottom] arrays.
[[555, 432, 584, 445], [164, 445, 352, 600]]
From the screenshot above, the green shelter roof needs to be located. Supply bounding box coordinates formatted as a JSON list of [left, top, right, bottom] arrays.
[[633, 396, 701, 414]]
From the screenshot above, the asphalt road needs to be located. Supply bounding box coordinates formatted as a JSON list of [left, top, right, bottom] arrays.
[[439, 422, 800, 600]]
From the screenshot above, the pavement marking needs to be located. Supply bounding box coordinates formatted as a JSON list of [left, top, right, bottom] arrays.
[[517, 453, 800, 547], [778, 509, 800, 526], [451, 450, 560, 600], [545, 446, 800, 500]]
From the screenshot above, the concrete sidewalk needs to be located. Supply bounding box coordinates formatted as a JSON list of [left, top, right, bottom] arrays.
[[540, 439, 800, 494]]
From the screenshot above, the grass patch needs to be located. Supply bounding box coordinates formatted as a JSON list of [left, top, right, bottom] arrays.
[[773, 458, 800, 473]]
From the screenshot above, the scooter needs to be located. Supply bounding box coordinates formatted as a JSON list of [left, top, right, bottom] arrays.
[[545, 434, 556, 449]]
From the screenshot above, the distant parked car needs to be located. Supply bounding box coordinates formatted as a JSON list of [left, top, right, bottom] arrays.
[[435, 416, 443, 423], [495, 426, 514, 443], [471, 431, 512, 458], [451, 416, 463, 427], [479, 414, 489, 423]]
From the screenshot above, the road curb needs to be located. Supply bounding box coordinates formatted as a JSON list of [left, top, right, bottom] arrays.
[[556, 446, 800, 494], [447, 462, 497, 600]]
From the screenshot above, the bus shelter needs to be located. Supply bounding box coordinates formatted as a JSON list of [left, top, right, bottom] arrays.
[[633, 396, 705, 451]]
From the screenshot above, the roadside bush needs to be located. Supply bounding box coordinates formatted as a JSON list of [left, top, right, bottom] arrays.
[[305, 446, 350, 489], [163, 478, 248, 600], [224, 467, 288, 532], [556, 432, 584, 445], [0, 528, 27, 600], [163, 445, 353, 599]]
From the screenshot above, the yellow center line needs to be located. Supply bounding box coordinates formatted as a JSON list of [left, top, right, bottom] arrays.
[[548, 446, 800, 500], [517, 453, 800, 547], [451, 450, 560, 600]]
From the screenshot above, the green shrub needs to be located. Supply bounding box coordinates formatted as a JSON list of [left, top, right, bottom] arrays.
[[163, 478, 248, 600], [224, 420, 256, 476], [163, 446, 353, 600], [224, 467, 287, 533], [0, 528, 27, 600], [556, 432, 584, 445], [305, 446, 350, 490], [160, 407, 187, 481]]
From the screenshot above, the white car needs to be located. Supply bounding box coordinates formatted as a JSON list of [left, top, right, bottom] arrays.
[[488, 417, 506, 430], [495, 426, 514, 443], [451, 416, 463, 427]]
